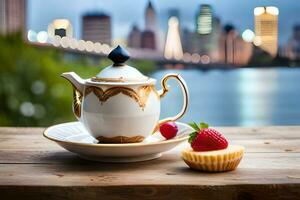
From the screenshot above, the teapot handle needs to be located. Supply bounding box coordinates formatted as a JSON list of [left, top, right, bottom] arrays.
[[157, 73, 189, 128]]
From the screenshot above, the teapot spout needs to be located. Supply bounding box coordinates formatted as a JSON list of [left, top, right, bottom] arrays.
[[61, 72, 85, 93]]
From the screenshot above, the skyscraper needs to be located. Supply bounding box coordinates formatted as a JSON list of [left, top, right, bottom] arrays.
[[48, 19, 73, 38], [188, 4, 222, 62], [254, 6, 279, 57], [164, 16, 183, 60], [127, 25, 142, 48], [196, 4, 213, 35], [145, 1, 157, 33], [82, 13, 111, 45], [141, 30, 156, 49], [143, 1, 158, 50], [219, 25, 253, 66], [0, 0, 26, 35], [283, 25, 300, 60]]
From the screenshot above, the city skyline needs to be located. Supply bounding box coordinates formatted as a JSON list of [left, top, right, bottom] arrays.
[[27, 0, 300, 45]]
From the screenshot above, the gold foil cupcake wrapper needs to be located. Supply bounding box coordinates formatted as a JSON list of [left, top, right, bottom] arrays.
[[183, 157, 243, 172], [181, 146, 244, 172]]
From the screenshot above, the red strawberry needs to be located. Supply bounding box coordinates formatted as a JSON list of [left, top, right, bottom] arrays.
[[188, 122, 228, 151], [160, 122, 178, 140]]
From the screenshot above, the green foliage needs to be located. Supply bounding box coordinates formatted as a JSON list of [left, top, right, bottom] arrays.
[[0, 34, 156, 127], [248, 47, 273, 67], [0, 33, 97, 126], [128, 59, 156, 75]]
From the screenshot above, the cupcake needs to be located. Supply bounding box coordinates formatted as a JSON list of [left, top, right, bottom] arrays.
[[181, 122, 244, 172]]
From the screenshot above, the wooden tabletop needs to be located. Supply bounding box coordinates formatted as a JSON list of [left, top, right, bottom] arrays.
[[0, 126, 300, 200]]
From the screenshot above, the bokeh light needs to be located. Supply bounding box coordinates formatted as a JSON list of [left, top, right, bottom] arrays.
[[94, 42, 102, 53], [201, 55, 210, 64], [60, 36, 70, 48], [36, 31, 48, 43], [242, 29, 255, 42], [27, 30, 37, 42], [85, 41, 94, 52], [253, 36, 262, 46]]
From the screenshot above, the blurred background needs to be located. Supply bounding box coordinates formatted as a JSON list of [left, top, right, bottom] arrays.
[[0, 0, 300, 127]]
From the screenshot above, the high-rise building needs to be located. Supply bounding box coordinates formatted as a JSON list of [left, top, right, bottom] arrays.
[[82, 13, 111, 45], [185, 4, 222, 62], [48, 19, 73, 38], [127, 25, 142, 48], [219, 25, 253, 65], [141, 30, 156, 49], [283, 25, 300, 60], [196, 4, 213, 35], [144, 1, 158, 50], [0, 0, 26, 35], [254, 6, 279, 57], [164, 16, 183, 60], [145, 1, 157, 33]]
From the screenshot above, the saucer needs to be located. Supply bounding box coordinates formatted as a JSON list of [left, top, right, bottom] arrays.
[[43, 121, 192, 162]]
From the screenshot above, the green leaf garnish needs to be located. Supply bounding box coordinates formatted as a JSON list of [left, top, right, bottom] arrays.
[[200, 122, 209, 129], [188, 122, 200, 131], [188, 132, 198, 143]]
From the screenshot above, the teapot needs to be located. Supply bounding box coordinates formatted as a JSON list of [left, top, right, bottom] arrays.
[[61, 45, 189, 143]]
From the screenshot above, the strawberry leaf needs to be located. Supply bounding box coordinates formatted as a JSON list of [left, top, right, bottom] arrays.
[[199, 122, 209, 130], [188, 122, 200, 131], [188, 132, 198, 143]]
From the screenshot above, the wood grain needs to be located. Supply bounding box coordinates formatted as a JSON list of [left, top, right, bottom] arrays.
[[0, 126, 300, 199]]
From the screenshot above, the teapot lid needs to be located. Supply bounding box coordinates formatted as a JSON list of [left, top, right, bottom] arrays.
[[91, 45, 149, 83]]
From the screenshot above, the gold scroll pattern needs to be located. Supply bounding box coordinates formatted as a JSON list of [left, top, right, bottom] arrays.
[[84, 85, 158, 109], [72, 87, 83, 118]]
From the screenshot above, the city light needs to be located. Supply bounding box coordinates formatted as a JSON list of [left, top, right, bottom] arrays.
[[164, 16, 183, 60], [85, 41, 94, 52], [77, 40, 86, 51], [35, 29, 114, 55], [191, 53, 201, 63], [27, 30, 37, 42], [60, 36, 70, 48], [253, 36, 262, 46], [197, 4, 213, 34], [48, 19, 73, 38], [242, 29, 255, 42], [36, 31, 48, 43], [69, 38, 78, 49], [52, 35, 61, 47], [266, 6, 279, 15], [53, 19, 71, 29], [102, 44, 111, 54], [254, 7, 265, 16], [201, 55, 210, 64], [254, 6, 279, 16], [94, 42, 102, 53], [182, 53, 192, 63]]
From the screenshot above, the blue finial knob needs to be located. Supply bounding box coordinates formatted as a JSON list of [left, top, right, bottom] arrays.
[[108, 45, 130, 66]]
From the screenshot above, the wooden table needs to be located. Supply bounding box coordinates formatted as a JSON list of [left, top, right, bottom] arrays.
[[0, 126, 300, 200]]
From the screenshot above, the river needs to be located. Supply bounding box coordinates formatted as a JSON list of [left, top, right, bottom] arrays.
[[152, 67, 300, 126]]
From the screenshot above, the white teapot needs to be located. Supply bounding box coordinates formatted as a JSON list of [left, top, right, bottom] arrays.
[[61, 46, 189, 143]]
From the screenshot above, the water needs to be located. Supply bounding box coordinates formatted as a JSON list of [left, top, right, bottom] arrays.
[[152, 67, 300, 126]]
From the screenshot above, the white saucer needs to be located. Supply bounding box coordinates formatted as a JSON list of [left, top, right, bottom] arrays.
[[43, 121, 192, 162]]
